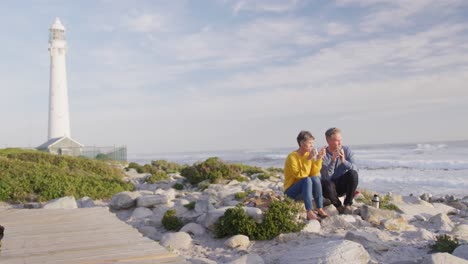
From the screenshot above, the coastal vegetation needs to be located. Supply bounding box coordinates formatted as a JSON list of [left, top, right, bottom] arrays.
[[0, 148, 133, 203], [215, 199, 305, 240], [431, 234, 460, 253], [162, 209, 184, 231]]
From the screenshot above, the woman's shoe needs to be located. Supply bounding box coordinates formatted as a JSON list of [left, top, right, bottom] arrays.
[[306, 211, 322, 222], [316, 208, 329, 218]]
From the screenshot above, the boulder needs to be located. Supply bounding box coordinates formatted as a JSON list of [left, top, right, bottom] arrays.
[[227, 254, 264, 264], [276, 232, 300, 243], [420, 193, 432, 202], [422, 253, 468, 264], [324, 205, 339, 217], [110, 191, 140, 209], [224, 235, 250, 249], [197, 207, 232, 230], [302, 220, 321, 233], [131, 207, 154, 219], [180, 223, 206, 236], [345, 229, 390, 252], [452, 224, 468, 241], [381, 216, 410, 231], [136, 195, 168, 208], [244, 207, 263, 223], [160, 232, 192, 250], [195, 199, 216, 215], [428, 213, 454, 232], [278, 240, 370, 264], [43, 196, 77, 209], [78, 196, 95, 208], [360, 205, 398, 226], [453, 245, 468, 261], [322, 215, 356, 231]]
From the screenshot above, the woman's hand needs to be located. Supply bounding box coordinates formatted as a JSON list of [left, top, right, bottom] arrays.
[[317, 147, 326, 160]]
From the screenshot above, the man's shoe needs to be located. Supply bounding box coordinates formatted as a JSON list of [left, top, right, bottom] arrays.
[[337, 206, 345, 214], [343, 205, 354, 215]]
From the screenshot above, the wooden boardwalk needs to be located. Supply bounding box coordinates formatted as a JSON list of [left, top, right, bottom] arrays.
[[0, 207, 188, 264]]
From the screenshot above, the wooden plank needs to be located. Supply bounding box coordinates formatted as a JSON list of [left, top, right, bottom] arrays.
[[0, 208, 187, 264]]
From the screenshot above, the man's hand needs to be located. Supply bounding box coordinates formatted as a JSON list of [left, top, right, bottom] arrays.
[[339, 148, 345, 161], [332, 148, 340, 161]]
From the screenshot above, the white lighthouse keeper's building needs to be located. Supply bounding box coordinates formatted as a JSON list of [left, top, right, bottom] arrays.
[[38, 17, 82, 155]]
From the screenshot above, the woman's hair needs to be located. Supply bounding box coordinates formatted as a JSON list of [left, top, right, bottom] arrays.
[[297, 130, 314, 146]]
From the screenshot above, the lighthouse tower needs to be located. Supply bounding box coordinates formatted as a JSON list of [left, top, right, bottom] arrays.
[[48, 17, 70, 140], [38, 18, 82, 155]]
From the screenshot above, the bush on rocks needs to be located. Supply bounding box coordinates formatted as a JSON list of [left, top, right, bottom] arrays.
[[431, 234, 460, 253], [180, 157, 241, 185], [184, 201, 196, 210], [215, 199, 305, 240], [146, 170, 169, 183], [162, 209, 184, 231], [232, 164, 264, 176], [172, 183, 184, 190], [151, 160, 184, 173], [0, 148, 133, 203]]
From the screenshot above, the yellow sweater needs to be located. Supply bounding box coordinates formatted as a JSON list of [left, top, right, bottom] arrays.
[[283, 151, 323, 192]]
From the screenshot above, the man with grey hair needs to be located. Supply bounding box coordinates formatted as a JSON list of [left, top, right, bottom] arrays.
[[320, 127, 359, 214]]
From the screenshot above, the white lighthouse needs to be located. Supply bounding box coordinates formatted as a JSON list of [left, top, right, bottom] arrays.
[[38, 18, 82, 155], [48, 17, 70, 140]]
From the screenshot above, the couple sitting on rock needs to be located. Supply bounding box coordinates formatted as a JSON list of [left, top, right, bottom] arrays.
[[284, 128, 359, 221]]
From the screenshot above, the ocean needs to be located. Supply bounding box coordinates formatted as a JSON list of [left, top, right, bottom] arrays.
[[128, 140, 468, 197]]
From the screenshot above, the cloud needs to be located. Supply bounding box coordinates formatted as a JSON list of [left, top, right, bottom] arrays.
[[231, 0, 301, 14], [326, 22, 351, 36], [125, 12, 167, 33]]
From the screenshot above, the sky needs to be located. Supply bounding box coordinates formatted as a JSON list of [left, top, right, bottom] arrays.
[[1, 0, 468, 153]]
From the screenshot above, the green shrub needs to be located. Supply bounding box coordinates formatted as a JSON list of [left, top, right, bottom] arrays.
[[431, 234, 459, 253], [235, 176, 249, 182], [356, 190, 399, 211], [235, 192, 247, 200], [215, 199, 304, 240], [128, 162, 141, 170], [184, 201, 196, 210], [151, 160, 183, 173], [215, 204, 257, 238], [146, 170, 168, 183], [162, 209, 184, 231], [232, 164, 264, 176], [198, 181, 210, 191], [180, 157, 241, 185], [172, 183, 184, 190], [257, 172, 273, 181], [0, 148, 133, 203], [95, 153, 110, 160]]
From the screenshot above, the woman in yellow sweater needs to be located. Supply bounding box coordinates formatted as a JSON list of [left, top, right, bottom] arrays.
[[284, 131, 329, 221]]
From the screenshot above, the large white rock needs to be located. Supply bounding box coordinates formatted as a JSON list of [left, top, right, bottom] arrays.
[[380, 216, 410, 231], [428, 213, 454, 232], [276, 232, 300, 243], [195, 199, 215, 215], [360, 205, 398, 226], [197, 207, 233, 230], [131, 207, 154, 219], [110, 191, 140, 209], [148, 206, 169, 227], [137, 195, 168, 208], [43, 196, 77, 209], [180, 223, 206, 236], [394, 198, 457, 220], [302, 220, 321, 233], [227, 254, 264, 264], [322, 215, 356, 231], [345, 229, 390, 252], [244, 207, 263, 223], [278, 240, 370, 264], [452, 224, 468, 241], [422, 253, 468, 264], [77, 196, 95, 208], [160, 232, 192, 250], [453, 245, 468, 261], [224, 235, 250, 249]]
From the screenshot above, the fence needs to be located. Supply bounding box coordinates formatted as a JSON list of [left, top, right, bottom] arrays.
[[80, 146, 127, 162]]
